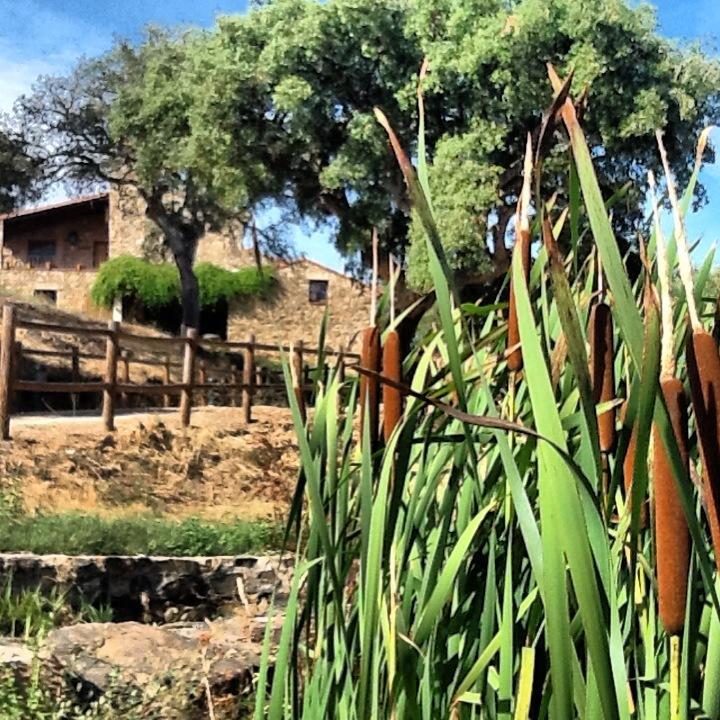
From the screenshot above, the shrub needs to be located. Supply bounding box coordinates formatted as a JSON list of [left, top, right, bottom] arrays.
[[194, 262, 275, 307], [90, 255, 275, 310]]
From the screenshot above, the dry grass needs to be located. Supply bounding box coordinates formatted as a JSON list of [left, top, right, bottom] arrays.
[[2, 405, 299, 522]]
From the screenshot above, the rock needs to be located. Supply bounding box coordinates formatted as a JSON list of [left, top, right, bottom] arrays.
[[45, 616, 260, 701], [0, 639, 33, 673]]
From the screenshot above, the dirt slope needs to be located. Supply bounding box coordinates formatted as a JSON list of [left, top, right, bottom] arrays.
[[1, 406, 299, 521]]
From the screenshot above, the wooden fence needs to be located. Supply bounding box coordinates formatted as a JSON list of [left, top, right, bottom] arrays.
[[0, 304, 357, 439]]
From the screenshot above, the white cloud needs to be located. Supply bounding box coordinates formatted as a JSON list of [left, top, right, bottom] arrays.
[[0, 0, 112, 112]]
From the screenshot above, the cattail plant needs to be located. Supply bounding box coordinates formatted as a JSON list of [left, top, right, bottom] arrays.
[[360, 227, 381, 447], [382, 255, 402, 442], [657, 132, 720, 575], [262, 70, 720, 720], [648, 169, 690, 639], [506, 135, 533, 372], [589, 278, 617, 453], [621, 400, 638, 496]]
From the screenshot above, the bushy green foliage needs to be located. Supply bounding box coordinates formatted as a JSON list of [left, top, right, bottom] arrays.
[[90, 256, 178, 309], [194, 261, 275, 307], [90, 255, 275, 310], [0, 513, 282, 556]]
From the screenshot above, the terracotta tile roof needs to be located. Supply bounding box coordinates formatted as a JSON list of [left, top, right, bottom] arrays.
[[0, 192, 109, 222]]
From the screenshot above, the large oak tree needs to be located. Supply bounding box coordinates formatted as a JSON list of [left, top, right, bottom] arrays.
[[13, 30, 276, 329], [8, 0, 720, 327]]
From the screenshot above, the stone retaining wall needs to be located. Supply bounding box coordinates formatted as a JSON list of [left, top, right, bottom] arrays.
[[0, 553, 292, 622]]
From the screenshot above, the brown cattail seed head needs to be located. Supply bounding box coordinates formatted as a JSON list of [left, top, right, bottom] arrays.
[[382, 330, 403, 443], [621, 400, 648, 527], [507, 227, 532, 372], [360, 326, 381, 448], [653, 377, 690, 635], [686, 328, 720, 572], [589, 302, 616, 452]]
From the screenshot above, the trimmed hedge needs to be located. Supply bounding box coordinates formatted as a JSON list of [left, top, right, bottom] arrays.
[[90, 255, 276, 310]]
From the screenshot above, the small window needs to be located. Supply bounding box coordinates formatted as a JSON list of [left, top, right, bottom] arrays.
[[28, 240, 56, 267], [34, 289, 57, 305], [308, 279, 329, 304]]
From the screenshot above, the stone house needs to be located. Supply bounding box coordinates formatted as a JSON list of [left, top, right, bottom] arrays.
[[0, 191, 373, 351], [0, 193, 109, 314]]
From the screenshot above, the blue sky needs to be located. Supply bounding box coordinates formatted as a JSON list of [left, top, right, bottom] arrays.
[[0, 0, 718, 269]]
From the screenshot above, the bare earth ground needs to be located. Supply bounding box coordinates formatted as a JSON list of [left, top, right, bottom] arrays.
[[1, 406, 299, 521]]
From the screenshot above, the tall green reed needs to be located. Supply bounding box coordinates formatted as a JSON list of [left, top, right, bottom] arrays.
[[255, 69, 720, 720]]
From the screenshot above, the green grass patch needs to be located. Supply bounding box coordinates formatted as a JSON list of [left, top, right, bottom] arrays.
[[0, 514, 284, 556], [0, 580, 112, 640]]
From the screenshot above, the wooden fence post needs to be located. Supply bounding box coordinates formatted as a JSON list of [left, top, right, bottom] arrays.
[[120, 350, 131, 408], [231, 363, 240, 407], [242, 333, 255, 423], [199, 359, 208, 406], [70, 344, 80, 413], [163, 354, 172, 408], [292, 340, 306, 422], [102, 320, 119, 431], [0, 304, 16, 439], [11, 341, 22, 414], [70, 345, 80, 382], [179, 327, 198, 427]]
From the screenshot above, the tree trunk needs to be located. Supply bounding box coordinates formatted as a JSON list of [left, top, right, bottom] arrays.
[[251, 221, 263, 276], [144, 198, 202, 332], [175, 249, 200, 331]]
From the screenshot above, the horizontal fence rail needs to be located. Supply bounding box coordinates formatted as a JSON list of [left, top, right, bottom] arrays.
[[0, 303, 357, 439]]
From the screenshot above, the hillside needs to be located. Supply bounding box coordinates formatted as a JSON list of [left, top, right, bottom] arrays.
[[3, 405, 299, 522]]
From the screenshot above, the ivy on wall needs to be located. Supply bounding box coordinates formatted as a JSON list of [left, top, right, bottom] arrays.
[[90, 255, 276, 310]]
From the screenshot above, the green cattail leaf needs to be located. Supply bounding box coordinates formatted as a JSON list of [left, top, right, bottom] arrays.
[[544, 218, 603, 481], [513, 245, 620, 720], [267, 559, 322, 720], [413, 502, 494, 646], [629, 297, 660, 554]]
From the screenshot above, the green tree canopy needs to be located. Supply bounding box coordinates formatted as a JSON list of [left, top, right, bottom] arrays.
[[12, 29, 279, 330], [8, 0, 720, 318], [207, 0, 719, 290]]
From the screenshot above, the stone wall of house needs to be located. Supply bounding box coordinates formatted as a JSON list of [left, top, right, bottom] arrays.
[[109, 186, 252, 267], [0, 268, 107, 318], [108, 186, 146, 259], [228, 261, 373, 353]]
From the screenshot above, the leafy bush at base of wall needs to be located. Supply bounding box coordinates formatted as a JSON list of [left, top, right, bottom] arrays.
[[90, 255, 276, 310], [0, 514, 283, 556]]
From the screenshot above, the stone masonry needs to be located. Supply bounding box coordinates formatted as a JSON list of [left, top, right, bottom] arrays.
[[0, 552, 292, 623], [230, 260, 372, 352]]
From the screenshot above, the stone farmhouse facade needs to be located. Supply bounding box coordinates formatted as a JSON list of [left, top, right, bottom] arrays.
[[0, 190, 373, 351]]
